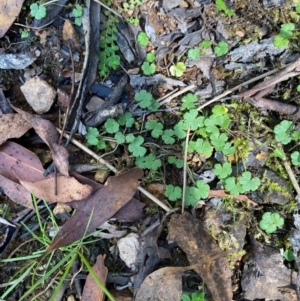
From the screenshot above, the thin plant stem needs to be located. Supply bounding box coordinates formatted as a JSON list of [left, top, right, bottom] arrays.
[[182, 127, 190, 213]]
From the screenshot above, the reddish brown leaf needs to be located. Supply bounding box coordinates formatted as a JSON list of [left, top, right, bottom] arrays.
[[0, 0, 25, 38], [70, 173, 145, 222], [81, 254, 108, 301], [0, 141, 45, 182], [11, 106, 69, 176], [0, 142, 92, 207], [46, 168, 143, 252], [57, 87, 71, 111], [0, 114, 31, 145], [167, 212, 232, 301], [0, 175, 33, 208], [20, 175, 93, 203]]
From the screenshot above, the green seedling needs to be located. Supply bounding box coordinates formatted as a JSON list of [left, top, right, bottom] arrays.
[[141, 61, 156, 75], [188, 138, 213, 158], [274, 120, 294, 144], [214, 41, 229, 57], [181, 93, 198, 110], [128, 135, 147, 157], [141, 52, 156, 75], [145, 120, 164, 138], [85, 127, 106, 150], [185, 181, 210, 206], [136, 153, 162, 171], [259, 212, 284, 234], [168, 156, 184, 168], [183, 109, 204, 131], [104, 118, 120, 134], [138, 32, 149, 46], [214, 162, 232, 179], [283, 249, 295, 261], [123, 0, 142, 12], [172, 121, 186, 139], [115, 132, 126, 144], [30, 3, 46, 20], [118, 112, 135, 127], [274, 23, 295, 48], [127, 17, 139, 25], [72, 4, 83, 26], [224, 171, 260, 196], [200, 40, 211, 48], [272, 147, 286, 160], [135, 89, 160, 111], [165, 184, 182, 201], [291, 151, 300, 166], [85, 127, 99, 145], [170, 62, 186, 77], [146, 52, 155, 62], [21, 29, 29, 38], [98, 4, 120, 79], [162, 129, 175, 144], [188, 47, 201, 60], [182, 290, 206, 301], [215, 0, 234, 16]]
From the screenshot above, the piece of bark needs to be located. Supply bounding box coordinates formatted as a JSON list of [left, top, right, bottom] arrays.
[[167, 212, 232, 301]]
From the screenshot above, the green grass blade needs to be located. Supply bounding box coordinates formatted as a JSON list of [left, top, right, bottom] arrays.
[[77, 250, 115, 301], [0, 261, 36, 299], [49, 252, 77, 301], [19, 251, 75, 301]]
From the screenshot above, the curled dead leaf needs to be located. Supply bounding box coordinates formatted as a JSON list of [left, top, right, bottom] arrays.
[[11, 106, 69, 176]]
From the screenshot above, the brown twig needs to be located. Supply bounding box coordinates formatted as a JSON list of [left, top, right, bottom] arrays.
[[247, 97, 300, 119], [240, 58, 300, 99]]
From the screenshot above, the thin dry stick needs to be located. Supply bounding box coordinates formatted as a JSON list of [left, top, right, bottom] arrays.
[[93, 0, 123, 19], [182, 127, 190, 214], [157, 88, 179, 103], [276, 144, 300, 196], [197, 67, 283, 111], [57, 129, 117, 173], [159, 84, 196, 106], [137, 186, 171, 212], [282, 160, 300, 196], [57, 130, 171, 212], [14, 20, 54, 30]]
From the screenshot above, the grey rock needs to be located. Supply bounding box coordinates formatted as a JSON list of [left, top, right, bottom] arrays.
[[0, 53, 36, 70]]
